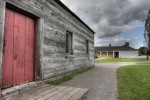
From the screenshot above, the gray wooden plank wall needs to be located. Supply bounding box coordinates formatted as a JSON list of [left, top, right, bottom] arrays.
[[3, 0, 95, 80]]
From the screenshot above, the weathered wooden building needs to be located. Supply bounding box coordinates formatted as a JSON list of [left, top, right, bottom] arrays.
[[0, 0, 95, 89]]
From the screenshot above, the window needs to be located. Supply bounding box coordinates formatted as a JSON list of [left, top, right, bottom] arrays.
[[66, 31, 73, 55], [86, 40, 89, 55]]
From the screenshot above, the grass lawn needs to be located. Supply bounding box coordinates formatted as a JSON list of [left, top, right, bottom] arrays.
[[47, 67, 95, 85], [117, 65, 150, 100], [95, 58, 150, 63]]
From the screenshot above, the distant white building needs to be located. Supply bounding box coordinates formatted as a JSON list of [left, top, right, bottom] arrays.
[[95, 42, 138, 58]]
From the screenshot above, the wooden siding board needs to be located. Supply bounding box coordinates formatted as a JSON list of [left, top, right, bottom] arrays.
[[6, 0, 45, 18], [39, 0, 93, 37], [43, 62, 66, 71], [44, 37, 65, 48], [43, 57, 65, 64], [6, 0, 93, 39], [46, 0, 94, 34], [44, 19, 65, 33]]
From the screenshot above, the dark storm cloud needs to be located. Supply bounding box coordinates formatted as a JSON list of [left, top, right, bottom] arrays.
[[95, 35, 143, 48], [61, 0, 150, 38], [60, 0, 150, 48]]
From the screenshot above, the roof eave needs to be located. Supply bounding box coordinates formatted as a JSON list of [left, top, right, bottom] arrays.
[[54, 0, 95, 34]]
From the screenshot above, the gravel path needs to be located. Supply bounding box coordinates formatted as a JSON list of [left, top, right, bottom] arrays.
[[62, 62, 135, 100]]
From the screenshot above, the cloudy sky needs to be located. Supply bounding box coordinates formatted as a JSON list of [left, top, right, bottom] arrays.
[[60, 0, 150, 49]]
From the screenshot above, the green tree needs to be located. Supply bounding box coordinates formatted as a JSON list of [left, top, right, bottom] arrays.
[[138, 46, 148, 56], [147, 49, 150, 55]]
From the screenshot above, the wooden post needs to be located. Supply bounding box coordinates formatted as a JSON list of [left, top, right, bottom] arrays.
[[35, 18, 44, 81], [113, 51, 114, 58], [0, 1, 6, 89], [100, 52, 101, 58], [107, 52, 108, 58]]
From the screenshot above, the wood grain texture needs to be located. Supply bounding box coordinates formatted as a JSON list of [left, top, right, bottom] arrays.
[[60, 88, 81, 100], [35, 18, 44, 80], [13, 10, 26, 85], [48, 87, 74, 100], [1, 0, 95, 81], [3, 85, 88, 100], [69, 89, 89, 100], [2, 8, 35, 88], [0, 1, 6, 88], [2, 8, 14, 88], [24, 15, 35, 82]]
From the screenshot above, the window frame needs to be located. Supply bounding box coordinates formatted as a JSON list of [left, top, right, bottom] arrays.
[[86, 40, 89, 55], [66, 31, 73, 55]]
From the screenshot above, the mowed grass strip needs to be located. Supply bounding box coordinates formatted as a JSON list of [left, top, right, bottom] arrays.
[[95, 58, 149, 63], [48, 67, 95, 85], [117, 65, 150, 100]]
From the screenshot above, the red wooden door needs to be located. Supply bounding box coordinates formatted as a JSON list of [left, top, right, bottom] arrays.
[[2, 8, 35, 88]]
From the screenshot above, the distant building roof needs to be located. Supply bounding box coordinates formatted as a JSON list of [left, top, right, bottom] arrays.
[[95, 42, 138, 52]]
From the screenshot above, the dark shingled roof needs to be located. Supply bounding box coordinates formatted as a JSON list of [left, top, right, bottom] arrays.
[[95, 45, 138, 52]]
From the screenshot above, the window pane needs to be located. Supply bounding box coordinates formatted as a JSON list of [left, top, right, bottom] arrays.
[[66, 32, 69, 53], [70, 33, 73, 54], [66, 31, 73, 54], [86, 40, 89, 55]]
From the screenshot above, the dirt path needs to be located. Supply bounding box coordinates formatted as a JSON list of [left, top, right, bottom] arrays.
[[62, 62, 135, 100]]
